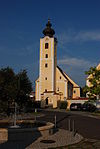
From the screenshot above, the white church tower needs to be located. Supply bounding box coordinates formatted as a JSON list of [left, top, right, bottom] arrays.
[[35, 20, 57, 101]]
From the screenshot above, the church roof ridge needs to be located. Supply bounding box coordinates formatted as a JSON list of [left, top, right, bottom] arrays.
[[57, 66, 69, 81], [57, 66, 79, 87]]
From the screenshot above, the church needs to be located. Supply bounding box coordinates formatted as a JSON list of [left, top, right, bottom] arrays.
[[35, 20, 80, 107]]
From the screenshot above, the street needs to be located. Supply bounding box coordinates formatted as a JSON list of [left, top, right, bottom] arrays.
[[37, 109, 100, 140]]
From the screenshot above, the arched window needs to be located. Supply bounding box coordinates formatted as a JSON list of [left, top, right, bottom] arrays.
[[45, 43, 49, 49], [45, 54, 48, 58], [45, 89, 47, 92], [45, 63, 48, 67], [45, 77, 47, 80], [74, 90, 76, 94]]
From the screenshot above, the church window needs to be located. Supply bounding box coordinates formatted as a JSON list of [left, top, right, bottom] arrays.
[[45, 77, 47, 80], [45, 54, 48, 58], [74, 90, 76, 93], [60, 76, 61, 79], [45, 89, 47, 92], [45, 43, 49, 49], [45, 63, 48, 67], [57, 87, 59, 91]]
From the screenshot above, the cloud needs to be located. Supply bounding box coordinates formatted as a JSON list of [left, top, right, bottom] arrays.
[[57, 30, 100, 46], [75, 31, 100, 42], [58, 57, 97, 69], [58, 56, 97, 86]]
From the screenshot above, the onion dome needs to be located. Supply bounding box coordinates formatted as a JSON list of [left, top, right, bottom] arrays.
[[43, 19, 55, 37]]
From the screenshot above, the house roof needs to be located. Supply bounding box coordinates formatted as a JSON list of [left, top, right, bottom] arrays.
[[57, 66, 79, 87], [57, 66, 69, 81]]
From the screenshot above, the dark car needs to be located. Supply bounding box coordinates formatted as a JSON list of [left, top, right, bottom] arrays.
[[70, 103, 82, 111], [82, 103, 96, 112]]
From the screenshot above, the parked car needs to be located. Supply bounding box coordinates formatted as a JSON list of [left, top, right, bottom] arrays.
[[82, 103, 96, 112], [70, 103, 82, 111]]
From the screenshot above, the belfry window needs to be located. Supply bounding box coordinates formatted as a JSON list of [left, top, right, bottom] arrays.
[[45, 54, 48, 58], [45, 89, 47, 92], [45, 43, 49, 49], [45, 63, 48, 68], [45, 77, 47, 80]]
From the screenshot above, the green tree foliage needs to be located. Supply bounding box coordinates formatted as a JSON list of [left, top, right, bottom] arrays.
[[0, 67, 17, 113], [0, 67, 32, 113], [0, 67, 17, 102], [16, 70, 32, 107], [84, 66, 100, 99]]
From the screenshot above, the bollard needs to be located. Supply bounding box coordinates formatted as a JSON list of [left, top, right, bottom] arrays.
[[68, 119, 71, 131], [35, 108, 37, 113], [72, 120, 75, 133], [35, 109, 37, 121], [55, 114, 56, 128]]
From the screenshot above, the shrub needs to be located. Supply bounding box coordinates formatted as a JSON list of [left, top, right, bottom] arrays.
[[33, 101, 41, 108], [0, 101, 8, 113], [59, 101, 68, 109]]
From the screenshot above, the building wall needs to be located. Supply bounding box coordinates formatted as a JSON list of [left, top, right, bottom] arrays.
[[63, 72, 80, 98], [68, 81, 73, 98], [67, 99, 88, 109], [56, 67, 68, 100], [73, 87, 80, 98], [36, 65, 79, 101]]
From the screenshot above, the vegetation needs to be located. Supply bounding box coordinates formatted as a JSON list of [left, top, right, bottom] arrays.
[[0, 67, 32, 114], [59, 101, 68, 109], [84, 66, 100, 99]]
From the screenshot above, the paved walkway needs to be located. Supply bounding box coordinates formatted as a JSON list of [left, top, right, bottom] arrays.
[[0, 129, 82, 149], [26, 130, 100, 149], [26, 129, 82, 149]]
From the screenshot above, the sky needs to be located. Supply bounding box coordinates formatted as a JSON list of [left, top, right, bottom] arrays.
[[0, 0, 100, 89]]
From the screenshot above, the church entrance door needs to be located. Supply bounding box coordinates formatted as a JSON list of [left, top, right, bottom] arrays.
[[46, 97, 48, 105]]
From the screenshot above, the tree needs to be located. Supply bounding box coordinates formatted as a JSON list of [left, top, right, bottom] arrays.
[[16, 70, 32, 107], [0, 67, 32, 113], [84, 66, 100, 99], [0, 67, 17, 113]]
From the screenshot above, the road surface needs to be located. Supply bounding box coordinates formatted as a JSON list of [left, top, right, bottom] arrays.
[[37, 109, 100, 140]]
